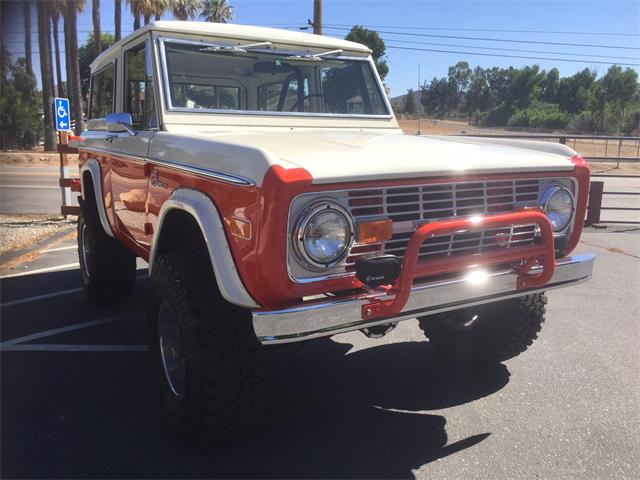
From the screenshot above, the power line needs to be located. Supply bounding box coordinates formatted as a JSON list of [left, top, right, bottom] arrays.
[[385, 45, 640, 67], [323, 34, 640, 61], [324, 26, 640, 51], [324, 23, 640, 37]]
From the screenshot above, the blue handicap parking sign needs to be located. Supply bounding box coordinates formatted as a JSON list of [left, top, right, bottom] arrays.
[[54, 97, 71, 131]]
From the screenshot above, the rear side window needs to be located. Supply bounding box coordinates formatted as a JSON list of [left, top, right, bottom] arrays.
[[89, 63, 115, 119]]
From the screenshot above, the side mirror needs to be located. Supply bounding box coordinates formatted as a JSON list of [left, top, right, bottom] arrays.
[[106, 112, 136, 136]]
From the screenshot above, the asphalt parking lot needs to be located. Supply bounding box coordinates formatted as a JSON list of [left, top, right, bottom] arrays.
[[1, 227, 639, 479]]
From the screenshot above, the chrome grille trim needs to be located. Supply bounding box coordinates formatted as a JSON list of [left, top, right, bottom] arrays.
[[344, 179, 543, 270]]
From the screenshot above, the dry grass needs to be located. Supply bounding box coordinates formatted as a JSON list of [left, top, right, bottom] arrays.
[[397, 118, 640, 162]]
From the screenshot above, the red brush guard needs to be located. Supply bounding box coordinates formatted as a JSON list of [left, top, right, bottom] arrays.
[[360, 209, 556, 320]]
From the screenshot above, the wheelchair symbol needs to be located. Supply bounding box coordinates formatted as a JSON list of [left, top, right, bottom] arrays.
[[57, 101, 68, 119]]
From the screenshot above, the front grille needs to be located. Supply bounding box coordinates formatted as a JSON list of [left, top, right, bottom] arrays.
[[344, 179, 541, 270]]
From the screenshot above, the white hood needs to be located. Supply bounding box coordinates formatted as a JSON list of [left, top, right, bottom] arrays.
[[148, 129, 577, 186]]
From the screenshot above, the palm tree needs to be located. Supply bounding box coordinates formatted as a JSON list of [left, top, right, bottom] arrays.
[[64, 0, 86, 134], [92, 0, 101, 58], [37, 1, 56, 150], [23, 1, 33, 76], [170, 0, 201, 20], [51, 4, 64, 97], [127, 0, 143, 30], [200, 0, 233, 23], [115, 0, 121, 40]]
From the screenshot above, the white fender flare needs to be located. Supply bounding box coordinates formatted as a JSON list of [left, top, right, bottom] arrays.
[[80, 158, 114, 237], [149, 188, 260, 309]]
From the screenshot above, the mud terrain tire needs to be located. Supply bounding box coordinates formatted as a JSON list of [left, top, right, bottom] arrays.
[[418, 294, 547, 363], [147, 250, 267, 445], [78, 196, 136, 304]]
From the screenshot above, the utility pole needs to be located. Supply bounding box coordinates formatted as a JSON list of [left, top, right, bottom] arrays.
[[313, 0, 322, 35]]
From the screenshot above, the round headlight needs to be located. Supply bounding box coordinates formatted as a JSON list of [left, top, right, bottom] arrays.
[[541, 186, 575, 232], [295, 203, 353, 268]]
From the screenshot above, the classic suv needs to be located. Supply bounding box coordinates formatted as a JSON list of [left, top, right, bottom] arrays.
[[72, 21, 594, 442]]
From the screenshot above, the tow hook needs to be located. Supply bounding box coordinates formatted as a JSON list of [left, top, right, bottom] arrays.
[[360, 322, 398, 339]]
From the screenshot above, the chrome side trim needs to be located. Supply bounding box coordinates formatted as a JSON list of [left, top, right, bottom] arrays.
[[145, 157, 255, 186], [149, 188, 260, 309], [80, 159, 114, 237], [77, 146, 254, 186], [252, 253, 595, 344]]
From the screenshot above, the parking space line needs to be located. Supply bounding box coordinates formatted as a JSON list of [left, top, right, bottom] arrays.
[[0, 263, 80, 279], [0, 184, 59, 189], [40, 245, 77, 254], [0, 315, 131, 347], [0, 287, 84, 308], [1, 344, 148, 352]]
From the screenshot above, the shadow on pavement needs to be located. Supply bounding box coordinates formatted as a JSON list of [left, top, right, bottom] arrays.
[[2, 312, 510, 479]]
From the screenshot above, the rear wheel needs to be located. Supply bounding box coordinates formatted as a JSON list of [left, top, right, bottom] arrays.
[[78, 195, 136, 304], [147, 250, 267, 445], [418, 294, 547, 363]]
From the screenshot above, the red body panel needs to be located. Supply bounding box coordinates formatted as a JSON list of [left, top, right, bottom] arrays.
[[78, 149, 590, 310]]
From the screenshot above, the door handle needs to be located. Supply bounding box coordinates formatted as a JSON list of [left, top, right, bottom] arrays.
[[106, 135, 116, 143]]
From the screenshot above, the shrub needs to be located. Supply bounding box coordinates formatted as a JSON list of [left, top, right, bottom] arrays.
[[508, 102, 569, 129]]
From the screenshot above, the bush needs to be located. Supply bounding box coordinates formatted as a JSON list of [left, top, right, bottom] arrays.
[[570, 111, 599, 132], [508, 102, 569, 129], [622, 110, 640, 135], [481, 103, 513, 126]]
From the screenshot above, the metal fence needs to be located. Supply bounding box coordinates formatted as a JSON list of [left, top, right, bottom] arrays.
[[586, 175, 640, 226], [460, 134, 640, 164]]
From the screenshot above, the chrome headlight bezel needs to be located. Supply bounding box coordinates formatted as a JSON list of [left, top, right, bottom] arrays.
[[540, 184, 576, 232], [292, 200, 354, 271]]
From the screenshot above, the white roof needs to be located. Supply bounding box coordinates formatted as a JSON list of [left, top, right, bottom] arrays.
[[91, 21, 371, 70]]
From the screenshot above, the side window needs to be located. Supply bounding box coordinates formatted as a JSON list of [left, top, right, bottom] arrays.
[[124, 42, 157, 130], [89, 63, 115, 119]]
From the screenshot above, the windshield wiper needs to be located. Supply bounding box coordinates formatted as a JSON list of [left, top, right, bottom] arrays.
[[285, 49, 344, 62], [200, 41, 272, 54]]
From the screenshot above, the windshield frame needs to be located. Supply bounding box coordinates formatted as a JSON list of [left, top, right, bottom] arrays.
[[157, 37, 393, 119]]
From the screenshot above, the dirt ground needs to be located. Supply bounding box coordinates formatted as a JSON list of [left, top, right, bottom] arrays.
[[0, 215, 76, 257], [0, 151, 79, 166]]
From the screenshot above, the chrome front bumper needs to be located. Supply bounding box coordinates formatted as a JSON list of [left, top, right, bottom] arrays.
[[252, 253, 595, 345]]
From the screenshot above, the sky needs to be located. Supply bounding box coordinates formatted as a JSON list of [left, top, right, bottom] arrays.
[[3, 0, 640, 97]]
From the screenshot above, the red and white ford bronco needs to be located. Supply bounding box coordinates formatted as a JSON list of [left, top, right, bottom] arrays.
[[72, 21, 594, 442]]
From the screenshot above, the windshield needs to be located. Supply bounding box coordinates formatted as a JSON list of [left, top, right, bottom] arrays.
[[162, 41, 390, 116]]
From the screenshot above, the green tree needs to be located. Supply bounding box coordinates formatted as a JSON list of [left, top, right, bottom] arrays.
[[170, 0, 202, 20], [1, 57, 43, 149], [201, 0, 234, 23], [403, 88, 417, 115], [345, 26, 389, 80], [79, 32, 116, 98], [421, 77, 456, 119]]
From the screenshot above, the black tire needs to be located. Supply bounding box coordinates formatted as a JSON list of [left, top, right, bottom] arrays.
[[78, 195, 136, 304], [418, 294, 547, 363], [147, 250, 267, 445]]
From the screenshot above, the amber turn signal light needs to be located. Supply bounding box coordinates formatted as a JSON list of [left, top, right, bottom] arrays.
[[357, 219, 393, 244]]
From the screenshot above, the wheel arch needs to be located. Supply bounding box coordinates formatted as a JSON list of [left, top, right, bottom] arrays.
[[149, 188, 260, 309], [80, 158, 114, 237]]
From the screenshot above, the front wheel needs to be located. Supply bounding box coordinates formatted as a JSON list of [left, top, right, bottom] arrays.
[[418, 294, 547, 363], [147, 250, 267, 445]]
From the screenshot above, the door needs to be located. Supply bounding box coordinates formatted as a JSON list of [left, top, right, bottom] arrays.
[[109, 39, 159, 248]]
